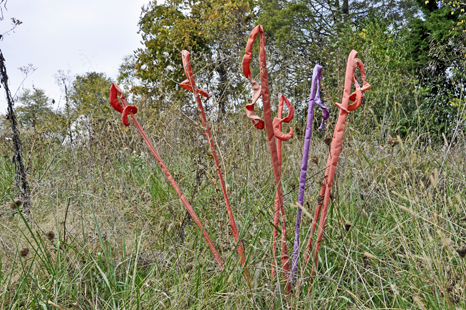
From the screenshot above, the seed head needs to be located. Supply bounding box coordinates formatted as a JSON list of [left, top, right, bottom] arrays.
[[317, 195, 324, 205], [19, 248, 29, 257], [455, 245, 466, 258], [388, 136, 399, 147], [9, 199, 22, 210], [311, 156, 318, 165], [323, 136, 332, 147], [46, 231, 55, 241]]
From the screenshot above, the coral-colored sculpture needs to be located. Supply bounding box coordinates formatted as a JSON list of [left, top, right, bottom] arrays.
[[109, 83, 224, 270], [242, 24, 295, 293], [180, 51, 251, 284], [303, 51, 370, 290]]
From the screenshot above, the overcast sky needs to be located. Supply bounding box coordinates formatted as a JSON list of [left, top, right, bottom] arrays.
[[0, 0, 150, 114]]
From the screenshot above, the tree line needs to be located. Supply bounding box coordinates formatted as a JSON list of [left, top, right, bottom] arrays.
[[3, 0, 465, 141]]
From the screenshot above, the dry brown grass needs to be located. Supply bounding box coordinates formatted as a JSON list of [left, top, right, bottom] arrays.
[[0, 102, 465, 308]]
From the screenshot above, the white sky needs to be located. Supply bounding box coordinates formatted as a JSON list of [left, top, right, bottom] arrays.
[[0, 0, 150, 114]]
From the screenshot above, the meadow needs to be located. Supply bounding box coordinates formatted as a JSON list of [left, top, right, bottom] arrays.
[[1, 98, 465, 308], [1, 2, 465, 307]]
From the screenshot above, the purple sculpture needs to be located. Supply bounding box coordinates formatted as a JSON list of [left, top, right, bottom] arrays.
[[291, 64, 329, 283]]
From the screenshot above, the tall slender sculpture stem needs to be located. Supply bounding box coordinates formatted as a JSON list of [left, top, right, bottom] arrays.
[[109, 83, 224, 270], [303, 51, 370, 292], [242, 25, 295, 293], [291, 65, 329, 284], [180, 51, 250, 285]]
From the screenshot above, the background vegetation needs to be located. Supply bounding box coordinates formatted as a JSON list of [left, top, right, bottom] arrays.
[[0, 0, 465, 308]]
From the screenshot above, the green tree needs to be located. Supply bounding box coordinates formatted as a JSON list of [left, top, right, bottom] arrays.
[[16, 88, 53, 129], [134, 0, 254, 114], [69, 72, 113, 120], [340, 16, 418, 137], [134, 0, 209, 103], [256, 0, 419, 118], [406, 0, 466, 136], [15, 87, 66, 138]]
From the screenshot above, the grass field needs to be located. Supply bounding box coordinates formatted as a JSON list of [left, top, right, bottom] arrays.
[[0, 107, 465, 309]]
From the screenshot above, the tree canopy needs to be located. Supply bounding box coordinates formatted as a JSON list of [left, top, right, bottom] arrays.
[[133, 0, 254, 114], [69, 72, 113, 120], [6, 0, 464, 140]]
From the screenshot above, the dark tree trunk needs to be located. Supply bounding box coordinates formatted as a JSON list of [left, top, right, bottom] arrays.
[[333, 0, 341, 23], [335, 0, 340, 10], [342, 0, 349, 19], [0, 49, 31, 215]]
